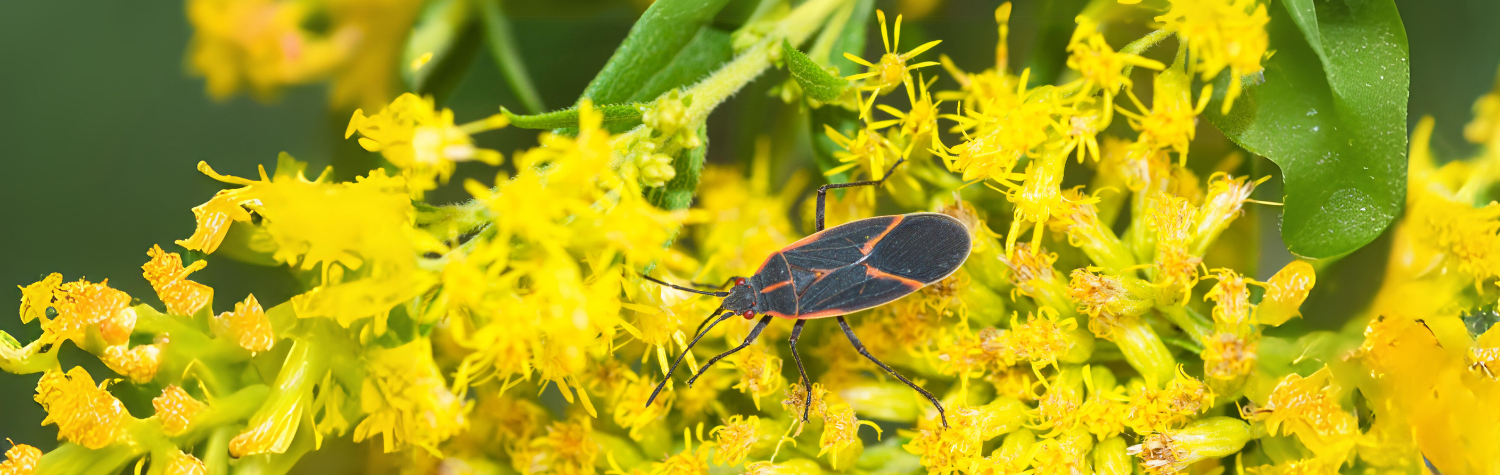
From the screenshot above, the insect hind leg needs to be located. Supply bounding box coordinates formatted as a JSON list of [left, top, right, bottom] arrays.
[[788, 320, 811, 422], [685, 315, 774, 386], [836, 316, 949, 427], [815, 158, 906, 232]]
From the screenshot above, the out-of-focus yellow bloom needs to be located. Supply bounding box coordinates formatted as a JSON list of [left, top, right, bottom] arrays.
[[0, 442, 39, 475], [142, 245, 212, 316], [186, 0, 350, 100], [154, 385, 208, 436], [35, 367, 126, 449], [731, 344, 784, 410], [527, 417, 599, 475], [347, 93, 506, 198], [354, 339, 467, 455], [212, 294, 275, 354], [843, 10, 942, 95], [1149, 0, 1270, 113], [610, 373, 671, 440]]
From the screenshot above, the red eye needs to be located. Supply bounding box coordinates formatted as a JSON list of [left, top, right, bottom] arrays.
[[741, 310, 755, 319], [735, 278, 747, 286]]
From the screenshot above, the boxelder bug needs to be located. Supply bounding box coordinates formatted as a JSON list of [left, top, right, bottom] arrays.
[[643, 159, 970, 427]]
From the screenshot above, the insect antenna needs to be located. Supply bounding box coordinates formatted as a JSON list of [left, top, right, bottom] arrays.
[[642, 274, 730, 297], [836, 316, 950, 427], [646, 307, 732, 407], [685, 315, 774, 386]]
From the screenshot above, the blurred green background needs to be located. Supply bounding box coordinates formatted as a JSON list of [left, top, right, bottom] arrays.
[[1, 0, 1497, 468]]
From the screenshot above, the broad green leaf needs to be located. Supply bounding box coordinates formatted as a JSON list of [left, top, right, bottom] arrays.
[[578, 0, 735, 104], [784, 39, 851, 102], [501, 103, 645, 129], [1205, 0, 1408, 258], [402, 0, 483, 103], [629, 28, 734, 103], [645, 125, 709, 210], [478, 0, 545, 114]]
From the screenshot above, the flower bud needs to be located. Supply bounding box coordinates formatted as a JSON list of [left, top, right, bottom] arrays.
[[1129, 417, 1251, 473], [154, 385, 207, 436], [102, 344, 160, 383]]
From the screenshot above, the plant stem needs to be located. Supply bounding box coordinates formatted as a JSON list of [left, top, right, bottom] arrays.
[[683, 0, 849, 124]]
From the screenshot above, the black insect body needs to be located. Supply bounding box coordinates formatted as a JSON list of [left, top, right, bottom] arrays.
[[643, 160, 971, 426]]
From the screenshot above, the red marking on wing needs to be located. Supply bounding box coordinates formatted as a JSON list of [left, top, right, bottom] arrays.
[[760, 280, 792, 292], [764, 310, 797, 319], [859, 215, 904, 255], [863, 264, 925, 287]]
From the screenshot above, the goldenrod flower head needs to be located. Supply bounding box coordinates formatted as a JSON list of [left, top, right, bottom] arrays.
[[1466, 67, 1500, 147], [48, 278, 136, 347], [781, 382, 829, 422], [1002, 243, 1060, 295], [16, 273, 62, 325], [1030, 428, 1094, 475], [1146, 194, 1202, 287], [1200, 332, 1256, 382], [1127, 369, 1212, 433], [877, 75, 942, 142], [142, 245, 213, 316], [154, 385, 208, 436], [742, 459, 823, 475], [711, 415, 761, 466], [1067, 269, 1153, 338], [1412, 191, 1500, 285], [1009, 309, 1078, 366], [1471, 325, 1500, 378], [731, 344, 784, 409], [35, 367, 126, 449], [1205, 269, 1251, 329], [844, 10, 942, 94], [528, 417, 600, 475], [1192, 174, 1258, 252], [163, 451, 207, 475], [355, 339, 467, 455], [186, 0, 350, 100], [1066, 16, 1164, 97], [0, 442, 39, 475], [1243, 458, 1340, 475], [1128, 417, 1251, 474], [1248, 367, 1358, 460], [654, 427, 714, 475], [962, 428, 1034, 475], [347, 93, 504, 197], [824, 125, 903, 182], [1078, 389, 1130, 440], [1153, 0, 1271, 114], [102, 344, 161, 383], [610, 373, 671, 440], [212, 294, 275, 354], [1121, 66, 1210, 164], [1257, 260, 1315, 327], [1037, 367, 1085, 431]]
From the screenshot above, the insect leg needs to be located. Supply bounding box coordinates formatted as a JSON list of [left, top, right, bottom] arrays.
[[642, 274, 730, 297], [646, 308, 732, 407], [814, 158, 907, 232], [788, 319, 812, 422], [686, 315, 774, 386], [836, 316, 949, 427]]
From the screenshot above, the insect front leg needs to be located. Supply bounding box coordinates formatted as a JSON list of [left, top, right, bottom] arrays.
[[814, 159, 907, 232], [836, 316, 949, 427], [788, 319, 811, 422], [686, 315, 774, 386]]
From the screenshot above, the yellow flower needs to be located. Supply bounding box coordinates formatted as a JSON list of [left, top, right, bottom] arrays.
[[610, 373, 671, 440], [1152, 0, 1271, 114], [1205, 269, 1251, 330], [323, 0, 423, 110], [17, 273, 62, 325], [731, 344, 784, 410], [1192, 174, 1259, 253], [47, 278, 137, 348], [1009, 309, 1080, 366], [1146, 193, 1202, 288], [102, 344, 161, 384], [1128, 417, 1250, 474], [843, 10, 942, 94], [354, 339, 467, 455], [161, 452, 207, 475], [528, 417, 600, 475], [1247, 366, 1358, 461], [347, 93, 506, 198], [1120, 65, 1211, 165], [142, 245, 213, 316], [711, 415, 761, 466], [186, 0, 350, 100], [875, 75, 942, 142], [823, 125, 904, 182], [0, 442, 40, 475], [819, 403, 880, 467], [1199, 332, 1256, 382], [1066, 16, 1164, 110], [35, 367, 126, 449], [1256, 260, 1315, 327], [154, 385, 208, 436], [1031, 428, 1094, 475], [212, 294, 276, 354], [1126, 368, 1212, 434]]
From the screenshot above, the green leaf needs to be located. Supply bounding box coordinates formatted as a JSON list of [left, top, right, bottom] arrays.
[[501, 103, 645, 129], [478, 0, 545, 114], [629, 28, 734, 103], [783, 38, 851, 102], [645, 124, 709, 210], [1205, 0, 1409, 258], [578, 0, 735, 104], [402, 0, 483, 103]]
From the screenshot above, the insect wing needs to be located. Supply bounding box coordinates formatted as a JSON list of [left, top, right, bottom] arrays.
[[779, 215, 901, 271], [863, 213, 971, 282], [794, 263, 922, 318]]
